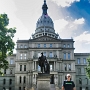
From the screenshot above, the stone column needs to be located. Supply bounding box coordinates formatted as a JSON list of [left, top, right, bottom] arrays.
[[54, 75, 56, 85], [54, 61, 56, 71], [35, 74, 36, 84], [33, 61, 34, 71], [35, 61, 36, 71], [29, 75, 31, 85]]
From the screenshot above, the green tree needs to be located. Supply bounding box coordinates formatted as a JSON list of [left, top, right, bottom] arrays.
[[0, 14, 16, 75], [85, 57, 90, 79]]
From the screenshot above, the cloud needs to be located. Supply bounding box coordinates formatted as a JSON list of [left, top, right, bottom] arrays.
[[74, 18, 85, 24], [74, 31, 90, 53], [50, 0, 80, 7], [54, 17, 85, 38], [74, 31, 90, 43], [54, 19, 69, 32]]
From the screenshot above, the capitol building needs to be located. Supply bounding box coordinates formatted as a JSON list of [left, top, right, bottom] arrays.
[[0, 0, 90, 90]]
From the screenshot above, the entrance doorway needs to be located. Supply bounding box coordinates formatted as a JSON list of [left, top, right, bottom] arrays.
[[50, 74, 54, 84]]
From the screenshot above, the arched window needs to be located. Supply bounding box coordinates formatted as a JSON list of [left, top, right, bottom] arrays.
[[86, 78, 88, 85], [20, 65, 22, 71], [23, 76, 26, 84], [3, 79, 6, 84], [68, 64, 71, 71], [79, 78, 82, 84], [64, 64, 67, 71], [65, 76, 67, 80], [19, 87, 21, 90], [19, 76, 22, 83], [63, 53, 66, 59], [9, 79, 12, 84], [24, 65, 26, 71]]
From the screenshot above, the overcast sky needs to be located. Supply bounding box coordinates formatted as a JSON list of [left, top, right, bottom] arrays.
[[0, 0, 90, 53]]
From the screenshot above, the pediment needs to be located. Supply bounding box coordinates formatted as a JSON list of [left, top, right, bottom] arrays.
[[30, 36, 60, 42]]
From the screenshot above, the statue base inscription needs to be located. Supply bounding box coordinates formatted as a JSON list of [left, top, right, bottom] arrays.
[[37, 73, 51, 90]]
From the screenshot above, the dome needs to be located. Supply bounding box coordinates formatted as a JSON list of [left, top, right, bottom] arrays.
[[32, 0, 59, 39], [36, 14, 54, 29]]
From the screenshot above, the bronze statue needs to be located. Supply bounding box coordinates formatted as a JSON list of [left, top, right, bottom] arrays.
[[38, 52, 50, 74]]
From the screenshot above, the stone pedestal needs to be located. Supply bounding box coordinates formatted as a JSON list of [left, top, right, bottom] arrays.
[[37, 73, 51, 90]]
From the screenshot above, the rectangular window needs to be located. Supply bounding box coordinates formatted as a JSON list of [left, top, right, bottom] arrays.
[[64, 64, 67, 71], [68, 53, 70, 59], [50, 44, 52, 48], [44, 44, 46, 48], [20, 53, 23, 59], [20, 45, 23, 48], [77, 58, 80, 64], [68, 64, 71, 71], [49, 52, 52, 57], [38, 44, 40, 48], [78, 68, 81, 74], [4, 69, 6, 74], [63, 44, 66, 48], [24, 45, 27, 48], [10, 69, 12, 74], [67, 44, 70, 48], [24, 65, 26, 71], [20, 65, 22, 71], [10, 58, 14, 64], [64, 53, 66, 59], [83, 58, 86, 64]]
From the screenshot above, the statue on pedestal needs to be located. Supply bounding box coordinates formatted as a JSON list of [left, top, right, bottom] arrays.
[[38, 52, 50, 74]]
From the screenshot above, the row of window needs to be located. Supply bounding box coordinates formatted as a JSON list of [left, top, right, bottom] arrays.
[[17, 45, 27, 48], [18, 43, 72, 48], [20, 53, 27, 59], [64, 64, 71, 71], [77, 58, 87, 64], [19, 87, 25, 90], [38, 44, 52, 48], [19, 76, 26, 84], [38, 65, 53, 71], [19, 52, 71, 60], [78, 78, 88, 85], [63, 53, 71, 59], [63, 44, 71, 48], [77, 67, 86, 74], [4, 69, 13, 74], [20, 65, 26, 71], [79, 87, 88, 90], [3, 87, 12, 90], [3, 79, 12, 85]]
